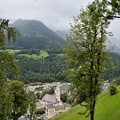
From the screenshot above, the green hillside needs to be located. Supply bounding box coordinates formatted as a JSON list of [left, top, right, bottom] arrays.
[[19, 51, 49, 59], [51, 86, 120, 120]]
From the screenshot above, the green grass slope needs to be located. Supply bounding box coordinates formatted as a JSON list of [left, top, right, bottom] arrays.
[[51, 86, 120, 120], [19, 51, 49, 59]]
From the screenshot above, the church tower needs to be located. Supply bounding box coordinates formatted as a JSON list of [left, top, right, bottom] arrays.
[[54, 85, 61, 102]]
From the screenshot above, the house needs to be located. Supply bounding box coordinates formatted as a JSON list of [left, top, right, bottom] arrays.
[[40, 85, 71, 115], [26, 85, 42, 93], [60, 83, 70, 95], [45, 103, 71, 117], [45, 104, 55, 115], [55, 103, 71, 113], [41, 94, 58, 108], [40, 85, 62, 108]]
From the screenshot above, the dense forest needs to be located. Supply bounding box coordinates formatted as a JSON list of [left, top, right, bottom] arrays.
[[103, 52, 120, 80], [6, 49, 120, 83], [7, 50, 67, 83]]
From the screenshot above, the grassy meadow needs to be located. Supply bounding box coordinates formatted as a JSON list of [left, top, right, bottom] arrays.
[[19, 50, 49, 59], [1, 49, 49, 59], [0, 49, 21, 54], [51, 86, 120, 120]]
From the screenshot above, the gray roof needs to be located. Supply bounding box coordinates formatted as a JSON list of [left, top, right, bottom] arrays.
[[42, 94, 57, 103], [46, 103, 71, 111], [55, 105, 65, 111], [60, 83, 70, 92], [47, 104, 55, 109], [64, 103, 71, 108], [18, 116, 29, 120]]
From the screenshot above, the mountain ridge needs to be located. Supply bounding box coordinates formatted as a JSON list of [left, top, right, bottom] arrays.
[[9, 19, 67, 52]]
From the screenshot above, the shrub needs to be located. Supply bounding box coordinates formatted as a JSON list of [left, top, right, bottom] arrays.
[[35, 108, 45, 115], [109, 84, 117, 95]]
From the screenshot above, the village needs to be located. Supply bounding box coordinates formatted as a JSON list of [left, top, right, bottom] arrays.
[[26, 82, 71, 120], [20, 80, 110, 120]]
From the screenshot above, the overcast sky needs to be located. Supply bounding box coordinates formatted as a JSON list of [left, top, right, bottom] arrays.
[[0, 0, 120, 38], [0, 0, 93, 30]]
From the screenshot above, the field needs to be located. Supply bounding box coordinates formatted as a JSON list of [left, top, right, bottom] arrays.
[[1, 49, 49, 59], [0, 49, 21, 54], [19, 50, 49, 59], [51, 86, 120, 120]]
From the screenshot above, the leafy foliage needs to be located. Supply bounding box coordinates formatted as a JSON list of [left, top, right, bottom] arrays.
[[0, 19, 19, 119], [0, 19, 19, 80], [109, 84, 117, 95], [103, 52, 120, 80], [0, 81, 13, 120], [60, 93, 67, 103], [35, 108, 45, 115], [28, 91, 37, 120], [8, 54, 67, 83], [8, 80, 29, 120], [62, 1, 110, 120]]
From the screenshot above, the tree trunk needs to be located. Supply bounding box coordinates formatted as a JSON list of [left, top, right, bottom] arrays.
[[90, 110, 94, 120], [90, 98, 96, 120]]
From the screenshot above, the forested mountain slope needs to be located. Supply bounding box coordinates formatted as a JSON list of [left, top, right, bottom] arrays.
[[9, 19, 67, 53]]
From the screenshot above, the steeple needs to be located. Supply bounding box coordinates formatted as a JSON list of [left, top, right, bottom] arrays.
[[54, 85, 61, 102]]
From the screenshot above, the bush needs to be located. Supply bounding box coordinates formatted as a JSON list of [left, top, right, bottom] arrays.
[[113, 78, 120, 85], [60, 93, 67, 103], [109, 84, 117, 95], [35, 108, 45, 115]]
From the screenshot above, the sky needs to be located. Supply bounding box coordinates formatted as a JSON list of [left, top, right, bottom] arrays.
[[0, 0, 93, 31], [0, 0, 120, 38]]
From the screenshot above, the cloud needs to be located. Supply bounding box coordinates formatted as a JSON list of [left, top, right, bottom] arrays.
[[0, 0, 120, 40], [0, 0, 92, 30]]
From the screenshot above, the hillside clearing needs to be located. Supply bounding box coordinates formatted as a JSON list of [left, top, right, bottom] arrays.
[[19, 51, 49, 59], [51, 86, 120, 120]]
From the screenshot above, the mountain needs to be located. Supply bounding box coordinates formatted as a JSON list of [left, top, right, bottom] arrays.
[[55, 30, 120, 54], [55, 30, 69, 40], [10, 19, 67, 53], [107, 36, 120, 54]]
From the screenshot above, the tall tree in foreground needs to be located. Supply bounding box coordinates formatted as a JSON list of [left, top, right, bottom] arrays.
[[63, 1, 110, 120], [0, 81, 13, 120], [8, 80, 29, 120], [0, 19, 19, 79], [0, 19, 19, 119]]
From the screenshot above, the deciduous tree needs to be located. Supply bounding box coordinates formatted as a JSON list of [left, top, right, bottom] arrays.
[[28, 91, 37, 120], [0, 19, 19, 80], [8, 80, 29, 120], [0, 19, 19, 120], [63, 1, 110, 120], [0, 81, 13, 119]]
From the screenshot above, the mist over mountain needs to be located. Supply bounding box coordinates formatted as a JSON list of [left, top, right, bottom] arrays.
[[10, 19, 67, 53], [55, 29, 120, 55], [107, 36, 120, 54], [55, 30, 69, 40], [9, 19, 120, 55]]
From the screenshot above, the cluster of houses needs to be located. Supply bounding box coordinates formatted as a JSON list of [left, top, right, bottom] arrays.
[[25, 80, 110, 119], [26, 82, 71, 119]]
